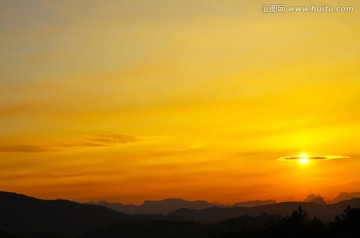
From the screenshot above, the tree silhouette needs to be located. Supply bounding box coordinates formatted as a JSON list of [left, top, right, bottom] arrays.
[[330, 205, 360, 237]]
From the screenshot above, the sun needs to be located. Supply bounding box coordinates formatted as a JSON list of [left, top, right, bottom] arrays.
[[299, 153, 309, 164]]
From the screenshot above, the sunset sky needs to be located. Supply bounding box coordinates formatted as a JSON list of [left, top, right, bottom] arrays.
[[0, 0, 359, 204]]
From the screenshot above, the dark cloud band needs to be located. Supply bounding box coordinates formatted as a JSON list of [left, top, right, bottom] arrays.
[[279, 155, 350, 161]]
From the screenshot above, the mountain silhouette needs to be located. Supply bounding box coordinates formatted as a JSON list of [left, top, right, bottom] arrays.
[[233, 200, 276, 207], [89, 199, 278, 214], [0, 191, 162, 237], [303, 194, 327, 205], [167, 199, 360, 223], [332, 192, 360, 203], [2, 191, 360, 237], [79, 206, 360, 238], [88, 198, 215, 215], [309, 196, 327, 205], [79, 220, 204, 238], [79, 214, 282, 238]]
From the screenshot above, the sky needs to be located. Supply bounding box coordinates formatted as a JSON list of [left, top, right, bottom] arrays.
[[0, 0, 359, 204]]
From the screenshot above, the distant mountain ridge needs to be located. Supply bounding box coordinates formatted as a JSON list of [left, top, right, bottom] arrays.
[[88, 198, 215, 215], [168, 199, 360, 222], [234, 200, 277, 207], [89, 191, 360, 215], [332, 192, 360, 203], [303, 194, 327, 205], [88, 199, 277, 214]]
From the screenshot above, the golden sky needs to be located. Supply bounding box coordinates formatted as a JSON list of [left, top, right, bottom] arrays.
[[0, 0, 359, 204]]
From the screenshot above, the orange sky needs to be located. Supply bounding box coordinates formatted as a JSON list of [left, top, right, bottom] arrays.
[[0, 0, 360, 204]]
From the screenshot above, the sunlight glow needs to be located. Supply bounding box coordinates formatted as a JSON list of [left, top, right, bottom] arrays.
[[299, 153, 309, 164]]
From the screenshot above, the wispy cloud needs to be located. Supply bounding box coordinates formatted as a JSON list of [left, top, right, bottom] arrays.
[[0, 104, 45, 117], [0, 145, 57, 153], [87, 134, 141, 145], [0, 134, 142, 153], [279, 155, 350, 161]]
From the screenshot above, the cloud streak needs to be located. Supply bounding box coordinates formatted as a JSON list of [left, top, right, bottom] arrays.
[[0, 134, 142, 153], [0, 145, 57, 153], [278, 155, 350, 161], [88, 134, 141, 144]]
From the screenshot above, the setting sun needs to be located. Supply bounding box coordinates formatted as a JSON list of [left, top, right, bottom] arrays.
[[299, 154, 309, 164]]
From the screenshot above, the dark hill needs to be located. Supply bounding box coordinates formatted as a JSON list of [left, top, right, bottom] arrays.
[[79, 213, 283, 238], [233, 200, 276, 207], [79, 220, 204, 238], [0, 191, 161, 237], [80, 214, 282, 238], [2, 191, 360, 237], [80, 207, 360, 238], [168, 199, 360, 223]]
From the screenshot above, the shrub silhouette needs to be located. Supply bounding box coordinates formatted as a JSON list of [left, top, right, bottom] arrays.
[[330, 205, 360, 238]]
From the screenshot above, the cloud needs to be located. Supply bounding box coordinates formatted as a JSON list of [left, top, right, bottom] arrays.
[[0, 145, 56, 153], [87, 134, 141, 145], [78, 142, 108, 147], [0, 134, 141, 153], [278, 155, 350, 161], [0, 104, 45, 117]]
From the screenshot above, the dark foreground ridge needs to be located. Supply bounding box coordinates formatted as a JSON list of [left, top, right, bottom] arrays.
[[80, 207, 360, 238], [1, 191, 360, 238], [0, 191, 162, 237]]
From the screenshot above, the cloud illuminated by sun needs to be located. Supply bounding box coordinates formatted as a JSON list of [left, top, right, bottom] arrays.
[[278, 154, 350, 161]]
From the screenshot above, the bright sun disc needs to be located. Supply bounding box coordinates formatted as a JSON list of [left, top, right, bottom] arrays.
[[299, 154, 309, 164]]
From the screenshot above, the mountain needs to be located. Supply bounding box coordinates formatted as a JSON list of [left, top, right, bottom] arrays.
[[79, 206, 360, 238], [80, 220, 204, 238], [0, 191, 162, 237], [233, 200, 276, 207], [0, 230, 18, 238], [168, 198, 360, 223], [332, 192, 360, 203], [88, 198, 216, 215], [89, 199, 278, 215], [2, 191, 360, 237], [309, 196, 327, 205], [303, 194, 327, 205], [88, 200, 139, 215], [80, 214, 282, 238]]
